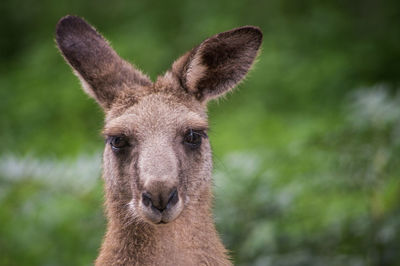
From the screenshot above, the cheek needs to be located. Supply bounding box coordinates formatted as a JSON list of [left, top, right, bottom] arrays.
[[179, 140, 212, 190], [102, 146, 138, 198], [198, 141, 212, 180], [102, 147, 117, 184]]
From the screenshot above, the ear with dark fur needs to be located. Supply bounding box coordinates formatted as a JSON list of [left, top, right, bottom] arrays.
[[171, 26, 262, 102], [55, 15, 151, 109]]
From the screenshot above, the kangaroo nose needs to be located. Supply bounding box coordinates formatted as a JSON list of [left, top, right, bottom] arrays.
[[142, 188, 179, 212]]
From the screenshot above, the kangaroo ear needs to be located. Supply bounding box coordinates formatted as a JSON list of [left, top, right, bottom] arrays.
[[172, 26, 262, 102], [55, 15, 152, 109]]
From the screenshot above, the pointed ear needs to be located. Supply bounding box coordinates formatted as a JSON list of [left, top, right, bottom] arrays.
[[55, 15, 151, 109], [172, 26, 262, 102]]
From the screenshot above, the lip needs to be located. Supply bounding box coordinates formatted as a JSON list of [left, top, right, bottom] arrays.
[[139, 198, 184, 225]]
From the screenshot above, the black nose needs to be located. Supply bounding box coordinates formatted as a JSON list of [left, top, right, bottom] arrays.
[[142, 188, 179, 212]]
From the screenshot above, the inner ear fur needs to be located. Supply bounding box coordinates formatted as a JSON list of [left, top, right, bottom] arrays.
[[55, 15, 152, 109], [172, 26, 263, 102]]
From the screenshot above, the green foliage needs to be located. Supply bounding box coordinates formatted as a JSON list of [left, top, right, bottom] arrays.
[[1, 0, 400, 265], [214, 86, 400, 265], [0, 156, 105, 265]]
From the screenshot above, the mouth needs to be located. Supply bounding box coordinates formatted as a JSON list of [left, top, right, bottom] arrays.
[[139, 197, 184, 225]]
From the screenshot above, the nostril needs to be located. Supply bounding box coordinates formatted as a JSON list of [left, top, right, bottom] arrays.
[[142, 188, 179, 213], [142, 192, 152, 208], [167, 188, 179, 209]]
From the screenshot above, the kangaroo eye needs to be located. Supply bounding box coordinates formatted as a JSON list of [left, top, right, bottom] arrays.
[[109, 136, 129, 151], [183, 129, 204, 149]]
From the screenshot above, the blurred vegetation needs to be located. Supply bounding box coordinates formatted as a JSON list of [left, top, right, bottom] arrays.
[[0, 0, 399, 265]]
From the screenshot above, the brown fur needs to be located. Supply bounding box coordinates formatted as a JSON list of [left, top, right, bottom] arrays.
[[55, 15, 262, 265]]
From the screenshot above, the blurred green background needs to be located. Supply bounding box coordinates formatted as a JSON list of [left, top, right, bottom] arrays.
[[1, 0, 400, 265]]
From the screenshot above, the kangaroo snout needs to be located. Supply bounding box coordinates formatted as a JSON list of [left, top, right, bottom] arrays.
[[142, 187, 179, 212], [140, 180, 183, 224]]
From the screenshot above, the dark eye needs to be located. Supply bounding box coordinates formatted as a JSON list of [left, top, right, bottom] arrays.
[[183, 129, 204, 149], [109, 136, 129, 151]]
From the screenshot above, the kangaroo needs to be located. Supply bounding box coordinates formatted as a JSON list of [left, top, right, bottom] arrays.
[[56, 15, 262, 265]]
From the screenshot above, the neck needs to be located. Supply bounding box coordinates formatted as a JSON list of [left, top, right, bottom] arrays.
[[96, 191, 231, 265]]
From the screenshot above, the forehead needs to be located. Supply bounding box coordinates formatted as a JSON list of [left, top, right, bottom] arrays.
[[103, 93, 208, 138]]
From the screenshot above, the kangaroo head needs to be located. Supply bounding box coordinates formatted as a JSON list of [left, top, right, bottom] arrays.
[[56, 16, 262, 225]]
